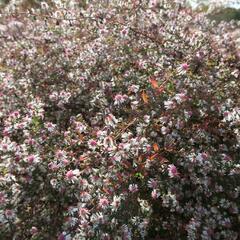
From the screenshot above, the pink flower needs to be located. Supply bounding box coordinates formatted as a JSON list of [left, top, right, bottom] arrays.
[[66, 170, 74, 179], [151, 189, 160, 199], [4, 209, 15, 219], [99, 198, 109, 209], [65, 169, 80, 181], [181, 63, 189, 71], [147, 178, 158, 189], [104, 114, 118, 128], [114, 94, 128, 105], [26, 155, 40, 164], [120, 28, 129, 37], [56, 150, 67, 159], [79, 207, 90, 219], [27, 155, 35, 164], [88, 139, 98, 150], [129, 184, 138, 193], [48, 162, 59, 171], [168, 164, 179, 178], [62, 159, 70, 166], [149, 0, 158, 8], [44, 122, 56, 132], [58, 233, 65, 240]]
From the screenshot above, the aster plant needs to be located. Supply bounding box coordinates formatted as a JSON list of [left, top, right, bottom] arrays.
[[0, 0, 240, 239]]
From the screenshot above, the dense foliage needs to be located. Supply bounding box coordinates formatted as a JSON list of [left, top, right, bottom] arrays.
[[0, 1, 240, 239]]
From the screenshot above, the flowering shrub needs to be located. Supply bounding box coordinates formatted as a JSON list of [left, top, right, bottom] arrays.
[[0, 0, 240, 239]]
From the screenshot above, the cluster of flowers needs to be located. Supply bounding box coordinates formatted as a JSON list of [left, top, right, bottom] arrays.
[[0, 0, 240, 239]]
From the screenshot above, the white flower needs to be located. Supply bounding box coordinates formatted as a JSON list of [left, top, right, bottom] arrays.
[[104, 114, 119, 128], [111, 196, 122, 211], [164, 100, 176, 110], [174, 93, 187, 104], [103, 136, 115, 149], [161, 126, 169, 135], [128, 85, 139, 93], [44, 122, 56, 132], [40, 1, 49, 9], [91, 212, 107, 225]]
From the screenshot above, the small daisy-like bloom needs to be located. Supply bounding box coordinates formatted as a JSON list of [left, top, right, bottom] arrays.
[[80, 191, 92, 202], [44, 122, 56, 132], [99, 198, 109, 209], [174, 93, 188, 104], [147, 178, 158, 189], [151, 189, 160, 199], [184, 110, 193, 120], [96, 130, 107, 139], [181, 63, 189, 71], [25, 138, 36, 146], [177, 63, 190, 74], [104, 114, 118, 128], [196, 152, 209, 163], [79, 207, 90, 219], [74, 121, 87, 133], [111, 195, 121, 211], [149, 0, 158, 8], [26, 154, 40, 164], [55, 150, 67, 160], [128, 84, 139, 93], [4, 209, 15, 219], [79, 178, 89, 190], [66, 170, 74, 180], [114, 94, 128, 105], [50, 179, 58, 188], [120, 27, 129, 38], [129, 184, 138, 193], [30, 226, 38, 235], [91, 212, 106, 225], [168, 164, 179, 178], [88, 139, 98, 150], [48, 162, 59, 171], [49, 91, 58, 101], [65, 169, 80, 181], [103, 136, 115, 149], [40, 1, 49, 10], [68, 206, 78, 216], [61, 159, 69, 166], [0, 143, 9, 152], [9, 110, 20, 119], [161, 126, 169, 135], [164, 100, 176, 110]]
